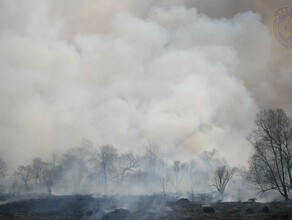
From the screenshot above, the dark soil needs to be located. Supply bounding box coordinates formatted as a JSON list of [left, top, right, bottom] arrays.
[[0, 194, 292, 220]]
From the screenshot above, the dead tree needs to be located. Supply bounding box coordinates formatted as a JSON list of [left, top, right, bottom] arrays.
[[98, 145, 117, 193], [61, 147, 93, 193], [31, 158, 45, 186], [115, 152, 138, 184], [0, 159, 6, 192], [145, 142, 160, 173], [16, 165, 33, 191], [160, 177, 169, 199], [42, 159, 62, 195], [247, 109, 292, 200], [169, 160, 187, 192], [211, 162, 236, 200]]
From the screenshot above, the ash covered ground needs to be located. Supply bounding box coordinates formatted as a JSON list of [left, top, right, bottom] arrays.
[[0, 194, 291, 220]]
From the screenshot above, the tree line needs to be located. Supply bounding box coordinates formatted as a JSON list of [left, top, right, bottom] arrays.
[[0, 143, 239, 200], [0, 108, 291, 201]]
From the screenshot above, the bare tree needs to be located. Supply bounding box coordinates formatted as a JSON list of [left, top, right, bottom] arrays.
[[115, 152, 138, 184], [42, 157, 62, 195], [160, 176, 169, 199], [16, 165, 33, 191], [61, 147, 92, 193], [0, 159, 7, 192], [199, 149, 219, 185], [247, 109, 292, 200], [145, 142, 160, 173], [200, 149, 216, 162], [211, 162, 236, 200], [169, 160, 187, 192], [31, 157, 45, 186], [98, 145, 117, 193]]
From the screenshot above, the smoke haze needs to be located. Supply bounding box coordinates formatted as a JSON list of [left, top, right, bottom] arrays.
[[1, 0, 292, 170]]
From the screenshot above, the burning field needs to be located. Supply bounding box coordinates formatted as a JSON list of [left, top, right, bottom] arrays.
[[1, 0, 292, 219], [0, 194, 292, 220]]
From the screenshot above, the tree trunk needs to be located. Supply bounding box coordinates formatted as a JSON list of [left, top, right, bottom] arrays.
[[284, 193, 289, 201]]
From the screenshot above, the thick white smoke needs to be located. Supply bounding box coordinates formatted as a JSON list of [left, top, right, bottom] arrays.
[[0, 0, 289, 169]]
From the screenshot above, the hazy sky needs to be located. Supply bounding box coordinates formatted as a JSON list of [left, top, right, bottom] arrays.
[[0, 0, 292, 169]]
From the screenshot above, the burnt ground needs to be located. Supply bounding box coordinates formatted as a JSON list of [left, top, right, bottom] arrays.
[[0, 194, 291, 220]]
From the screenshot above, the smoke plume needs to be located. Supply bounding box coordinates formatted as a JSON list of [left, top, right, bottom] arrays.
[[0, 0, 291, 169]]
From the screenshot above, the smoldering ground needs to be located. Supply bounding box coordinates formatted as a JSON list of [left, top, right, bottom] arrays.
[[0, 0, 292, 172]]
